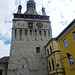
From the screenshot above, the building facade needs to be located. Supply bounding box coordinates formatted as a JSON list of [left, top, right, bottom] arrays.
[[45, 38, 65, 75], [56, 19, 75, 75], [7, 0, 52, 75], [0, 57, 9, 75]]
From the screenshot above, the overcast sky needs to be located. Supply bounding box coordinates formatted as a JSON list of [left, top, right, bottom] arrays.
[[0, 0, 75, 58]]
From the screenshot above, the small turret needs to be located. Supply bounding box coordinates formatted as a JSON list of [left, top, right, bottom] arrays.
[[41, 6, 46, 15], [17, 4, 22, 14]]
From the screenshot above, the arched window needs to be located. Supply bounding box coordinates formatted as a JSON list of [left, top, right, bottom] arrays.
[[50, 46, 52, 54], [51, 58, 55, 70], [20, 30, 22, 40], [15, 29, 17, 39], [48, 31, 50, 37], [25, 30, 27, 36], [39, 30, 42, 36], [35, 30, 37, 36], [30, 30, 32, 35], [49, 61, 51, 71], [44, 31, 46, 36], [47, 49, 49, 56]]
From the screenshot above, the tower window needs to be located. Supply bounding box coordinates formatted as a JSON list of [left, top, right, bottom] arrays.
[[23, 65, 24, 68], [39, 31, 42, 36], [63, 39, 68, 48], [20, 30, 22, 40], [15, 29, 17, 38], [0, 69, 3, 75], [72, 31, 75, 40], [30, 30, 32, 35], [48, 31, 50, 37], [35, 38, 36, 41], [66, 53, 74, 66], [50, 46, 52, 54], [49, 61, 51, 71], [28, 22, 33, 29], [18, 23, 19, 25], [51, 58, 55, 70], [25, 30, 27, 36], [44, 31, 46, 36], [47, 49, 49, 56], [41, 38, 42, 41], [36, 47, 40, 53], [35, 30, 37, 36], [23, 24, 24, 26]]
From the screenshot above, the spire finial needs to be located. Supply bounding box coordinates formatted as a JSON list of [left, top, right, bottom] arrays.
[[27, 0, 36, 10], [41, 5, 46, 15], [17, 0, 22, 14]]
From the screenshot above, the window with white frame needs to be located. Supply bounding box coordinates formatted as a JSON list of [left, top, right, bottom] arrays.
[[72, 31, 75, 40], [66, 53, 74, 66], [63, 39, 68, 48]]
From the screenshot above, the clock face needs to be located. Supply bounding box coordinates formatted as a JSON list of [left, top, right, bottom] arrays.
[[36, 23, 43, 28]]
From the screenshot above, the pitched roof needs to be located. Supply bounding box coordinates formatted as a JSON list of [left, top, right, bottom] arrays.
[[45, 38, 55, 48], [56, 19, 75, 40], [0, 56, 9, 64]]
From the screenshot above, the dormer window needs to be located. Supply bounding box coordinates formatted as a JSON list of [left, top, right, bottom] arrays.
[[28, 22, 33, 29]]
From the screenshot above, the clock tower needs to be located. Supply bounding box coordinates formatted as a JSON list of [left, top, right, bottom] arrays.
[[8, 0, 52, 75]]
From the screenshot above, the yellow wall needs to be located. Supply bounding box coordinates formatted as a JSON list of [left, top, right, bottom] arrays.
[[59, 27, 75, 75], [45, 39, 65, 75]]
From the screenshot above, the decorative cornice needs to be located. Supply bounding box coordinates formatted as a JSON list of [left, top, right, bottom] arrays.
[[47, 50, 61, 58]]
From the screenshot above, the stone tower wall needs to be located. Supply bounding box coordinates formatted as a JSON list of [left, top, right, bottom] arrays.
[[8, 17, 52, 75]]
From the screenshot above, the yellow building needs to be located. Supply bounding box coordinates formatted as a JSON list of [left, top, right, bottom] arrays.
[[45, 38, 65, 75], [56, 19, 75, 75]]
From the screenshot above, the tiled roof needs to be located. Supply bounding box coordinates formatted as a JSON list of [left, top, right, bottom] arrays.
[[0, 56, 9, 64]]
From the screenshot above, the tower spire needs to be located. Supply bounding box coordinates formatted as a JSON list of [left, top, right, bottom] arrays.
[[17, 0, 22, 14], [24, 0, 38, 14], [27, 0, 36, 10], [41, 5, 46, 15], [17, 5, 22, 14]]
